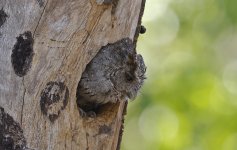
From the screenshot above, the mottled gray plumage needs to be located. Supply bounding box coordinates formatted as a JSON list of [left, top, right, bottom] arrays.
[[77, 38, 146, 111]]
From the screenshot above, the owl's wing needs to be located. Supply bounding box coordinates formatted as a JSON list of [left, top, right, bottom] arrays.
[[78, 70, 115, 103]]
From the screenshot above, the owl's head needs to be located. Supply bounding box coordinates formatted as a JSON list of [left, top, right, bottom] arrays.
[[124, 53, 146, 100], [112, 51, 146, 101]]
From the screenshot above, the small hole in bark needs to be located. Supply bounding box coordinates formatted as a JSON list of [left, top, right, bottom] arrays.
[[0, 107, 27, 149], [40, 81, 69, 122], [11, 31, 34, 77], [0, 8, 8, 28]]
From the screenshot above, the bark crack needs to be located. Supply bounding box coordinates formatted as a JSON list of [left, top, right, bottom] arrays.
[[20, 0, 49, 126], [20, 77, 26, 125], [133, 0, 146, 48], [33, 0, 49, 37], [86, 132, 89, 150], [64, 134, 67, 150]]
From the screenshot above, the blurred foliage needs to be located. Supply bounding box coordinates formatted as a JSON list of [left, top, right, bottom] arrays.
[[121, 0, 237, 150]]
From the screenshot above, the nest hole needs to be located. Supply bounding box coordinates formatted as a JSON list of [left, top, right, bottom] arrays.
[[76, 82, 120, 118]]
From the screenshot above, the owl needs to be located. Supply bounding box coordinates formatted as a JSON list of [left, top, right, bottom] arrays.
[[76, 38, 146, 113]]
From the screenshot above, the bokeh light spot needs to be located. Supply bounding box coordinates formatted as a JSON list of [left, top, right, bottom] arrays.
[[138, 105, 179, 143], [223, 61, 237, 95]]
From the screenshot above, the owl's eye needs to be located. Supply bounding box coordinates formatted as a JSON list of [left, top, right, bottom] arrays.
[[125, 72, 134, 82]]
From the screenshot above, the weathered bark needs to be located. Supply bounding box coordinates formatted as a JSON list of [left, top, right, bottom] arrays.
[[0, 0, 145, 149]]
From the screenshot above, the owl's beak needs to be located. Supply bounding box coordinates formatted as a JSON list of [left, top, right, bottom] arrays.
[[126, 92, 133, 100], [124, 96, 129, 101]]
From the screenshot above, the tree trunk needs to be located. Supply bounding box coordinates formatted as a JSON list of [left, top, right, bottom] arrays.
[[0, 0, 145, 149]]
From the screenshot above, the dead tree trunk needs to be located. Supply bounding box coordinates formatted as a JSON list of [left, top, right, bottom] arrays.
[[0, 0, 145, 149]]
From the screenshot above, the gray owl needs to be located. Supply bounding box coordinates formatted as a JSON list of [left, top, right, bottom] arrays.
[[76, 38, 146, 112]]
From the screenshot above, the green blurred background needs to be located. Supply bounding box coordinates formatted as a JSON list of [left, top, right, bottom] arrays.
[[121, 0, 237, 150]]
